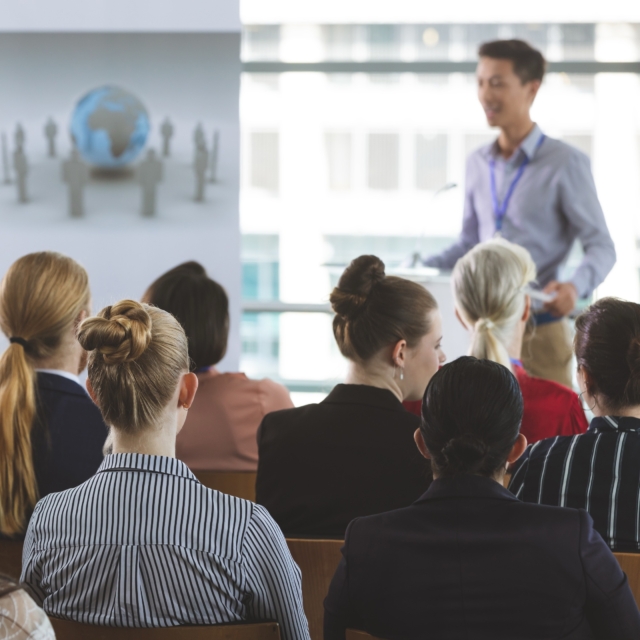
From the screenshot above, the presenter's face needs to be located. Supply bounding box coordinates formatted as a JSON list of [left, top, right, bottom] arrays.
[[476, 57, 533, 128], [403, 310, 446, 402]]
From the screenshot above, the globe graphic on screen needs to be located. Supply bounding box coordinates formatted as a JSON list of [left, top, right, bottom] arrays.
[[70, 85, 150, 168]]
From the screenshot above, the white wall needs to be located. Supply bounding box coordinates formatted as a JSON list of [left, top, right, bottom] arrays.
[[0, 0, 240, 32], [0, 33, 242, 369]]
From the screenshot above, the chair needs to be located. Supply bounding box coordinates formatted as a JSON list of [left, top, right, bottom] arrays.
[[286, 538, 343, 640], [0, 539, 24, 579], [49, 620, 280, 640], [193, 471, 257, 502], [614, 552, 640, 608], [346, 631, 382, 640]]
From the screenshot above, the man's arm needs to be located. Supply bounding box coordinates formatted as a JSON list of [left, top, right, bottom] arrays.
[[423, 165, 480, 269], [559, 151, 616, 299]]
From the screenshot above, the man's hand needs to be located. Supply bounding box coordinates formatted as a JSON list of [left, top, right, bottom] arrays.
[[543, 281, 578, 317]]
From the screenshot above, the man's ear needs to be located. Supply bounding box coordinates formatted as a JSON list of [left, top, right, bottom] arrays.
[[454, 307, 468, 331], [521, 295, 531, 323], [526, 78, 542, 104], [414, 428, 431, 460]]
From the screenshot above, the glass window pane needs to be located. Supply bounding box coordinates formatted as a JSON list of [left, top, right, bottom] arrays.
[[367, 133, 399, 190]]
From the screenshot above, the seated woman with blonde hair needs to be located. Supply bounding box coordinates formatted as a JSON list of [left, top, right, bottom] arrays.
[[451, 238, 587, 443], [21, 300, 308, 638]]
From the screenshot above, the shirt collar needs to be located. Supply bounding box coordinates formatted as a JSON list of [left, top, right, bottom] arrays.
[[323, 383, 407, 413], [35, 368, 83, 388], [589, 415, 640, 434], [485, 123, 544, 162], [415, 474, 519, 504], [97, 453, 198, 481]]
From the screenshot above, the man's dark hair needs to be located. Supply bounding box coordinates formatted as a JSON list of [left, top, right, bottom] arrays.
[[142, 261, 229, 370], [478, 39, 546, 84], [420, 357, 523, 478]]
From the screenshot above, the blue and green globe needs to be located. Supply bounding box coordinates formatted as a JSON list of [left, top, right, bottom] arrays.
[[70, 85, 150, 168]]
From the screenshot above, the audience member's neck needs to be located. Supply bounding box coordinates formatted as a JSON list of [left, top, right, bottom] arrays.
[[32, 326, 84, 376], [592, 403, 640, 420], [507, 321, 526, 364], [110, 414, 178, 458], [345, 361, 403, 402], [497, 118, 535, 159]]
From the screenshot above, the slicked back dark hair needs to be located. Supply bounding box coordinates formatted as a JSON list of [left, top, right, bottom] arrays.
[[142, 261, 229, 370], [478, 39, 546, 84]]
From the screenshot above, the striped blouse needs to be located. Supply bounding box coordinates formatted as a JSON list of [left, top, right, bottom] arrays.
[[20, 453, 309, 639], [509, 416, 640, 551]]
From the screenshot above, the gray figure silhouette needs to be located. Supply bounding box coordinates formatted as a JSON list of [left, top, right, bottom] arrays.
[[160, 118, 174, 157], [62, 148, 89, 218], [194, 123, 205, 149], [138, 149, 163, 217], [194, 141, 208, 202], [1, 133, 11, 184], [44, 118, 58, 157], [208, 130, 219, 183], [14, 124, 25, 150], [13, 145, 28, 203]]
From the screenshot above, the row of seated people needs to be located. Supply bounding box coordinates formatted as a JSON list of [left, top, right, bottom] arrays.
[[0, 243, 638, 638]]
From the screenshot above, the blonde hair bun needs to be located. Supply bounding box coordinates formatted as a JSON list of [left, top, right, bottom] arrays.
[[78, 300, 152, 365]]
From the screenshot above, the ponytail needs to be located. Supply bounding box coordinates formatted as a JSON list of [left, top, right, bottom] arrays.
[[0, 252, 90, 535], [0, 343, 37, 535], [470, 318, 512, 369]]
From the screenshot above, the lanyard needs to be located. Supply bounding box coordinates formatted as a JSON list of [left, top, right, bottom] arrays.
[[509, 357, 523, 369], [490, 134, 545, 234]]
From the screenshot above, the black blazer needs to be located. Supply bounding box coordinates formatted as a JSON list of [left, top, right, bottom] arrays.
[[31, 372, 107, 498], [324, 475, 640, 640], [256, 384, 431, 538]]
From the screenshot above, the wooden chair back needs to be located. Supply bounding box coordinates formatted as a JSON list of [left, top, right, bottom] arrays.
[[286, 538, 343, 640], [193, 471, 256, 502], [614, 552, 640, 608], [49, 620, 281, 640], [0, 539, 24, 580]]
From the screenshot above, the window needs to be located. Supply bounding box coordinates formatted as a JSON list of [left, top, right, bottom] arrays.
[[325, 132, 352, 190], [416, 134, 448, 191], [367, 133, 399, 190], [250, 132, 279, 192]]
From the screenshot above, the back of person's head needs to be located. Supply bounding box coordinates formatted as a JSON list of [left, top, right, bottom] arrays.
[[78, 300, 189, 432], [330, 255, 437, 362], [575, 297, 640, 412], [452, 239, 536, 369], [420, 357, 523, 478], [0, 252, 90, 535], [142, 261, 228, 370], [478, 39, 546, 84]]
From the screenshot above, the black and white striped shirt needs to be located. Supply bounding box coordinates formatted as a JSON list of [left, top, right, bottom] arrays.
[[509, 416, 640, 552], [21, 454, 309, 639]]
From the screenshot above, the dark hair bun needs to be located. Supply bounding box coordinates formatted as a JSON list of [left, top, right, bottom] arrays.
[[78, 300, 152, 365], [172, 261, 207, 277], [330, 255, 385, 319], [441, 434, 489, 475]]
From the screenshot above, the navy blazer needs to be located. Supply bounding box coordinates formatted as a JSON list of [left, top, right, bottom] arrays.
[[256, 384, 430, 538], [324, 475, 640, 640], [31, 372, 107, 498]]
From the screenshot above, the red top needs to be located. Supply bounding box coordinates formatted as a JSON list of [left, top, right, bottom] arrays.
[[403, 364, 588, 444]]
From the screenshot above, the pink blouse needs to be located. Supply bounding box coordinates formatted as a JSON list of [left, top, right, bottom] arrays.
[[176, 369, 294, 471]]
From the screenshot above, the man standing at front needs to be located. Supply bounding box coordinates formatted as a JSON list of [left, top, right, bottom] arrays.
[[423, 39, 615, 388]]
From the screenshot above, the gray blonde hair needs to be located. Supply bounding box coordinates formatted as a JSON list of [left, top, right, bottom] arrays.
[[452, 239, 536, 368]]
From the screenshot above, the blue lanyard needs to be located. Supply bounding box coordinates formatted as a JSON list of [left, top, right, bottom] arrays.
[[509, 357, 523, 369], [490, 134, 545, 234]]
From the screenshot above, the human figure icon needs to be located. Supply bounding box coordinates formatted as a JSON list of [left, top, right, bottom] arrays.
[[138, 148, 163, 217], [14, 124, 25, 150], [209, 130, 219, 183], [62, 148, 90, 218], [1, 133, 11, 184], [194, 123, 205, 149], [13, 144, 28, 203], [44, 118, 58, 157], [160, 118, 174, 157], [194, 141, 208, 202]]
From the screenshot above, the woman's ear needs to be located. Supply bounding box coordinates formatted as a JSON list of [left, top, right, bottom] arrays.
[[522, 295, 531, 323], [86, 378, 98, 405], [454, 307, 468, 331], [414, 428, 431, 460], [392, 339, 407, 368], [506, 433, 528, 466], [178, 372, 199, 409]]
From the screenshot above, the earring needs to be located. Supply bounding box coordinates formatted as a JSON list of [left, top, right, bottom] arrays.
[[400, 368, 404, 381], [578, 391, 596, 412]]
